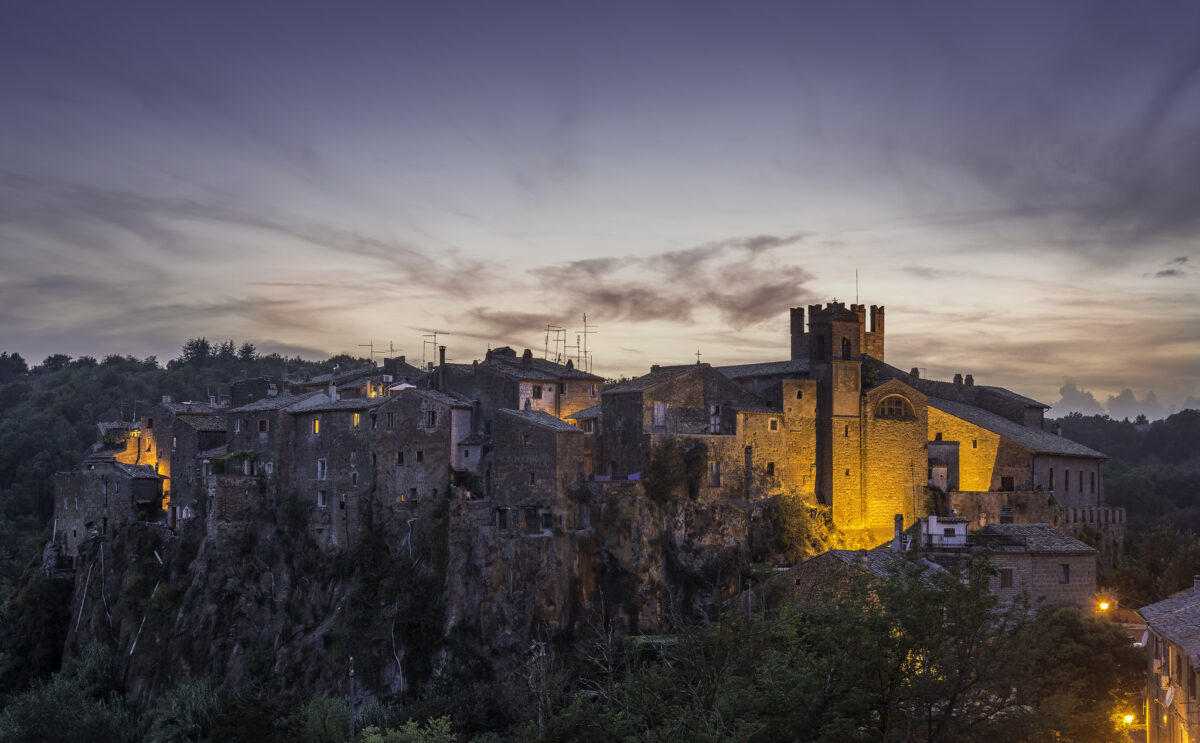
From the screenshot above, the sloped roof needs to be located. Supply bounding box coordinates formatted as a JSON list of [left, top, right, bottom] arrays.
[[605, 364, 699, 393], [407, 388, 472, 408], [228, 391, 318, 413], [977, 523, 1097, 554], [111, 462, 164, 480], [287, 393, 387, 413], [717, 359, 809, 379], [458, 432, 491, 446], [1140, 588, 1200, 664], [980, 386, 1049, 409], [177, 413, 226, 432], [198, 444, 228, 458], [927, 397, 1104, 459], [498, 408, 583, 432], [301, 365, 379, 386], [565, 405, 601, 420]]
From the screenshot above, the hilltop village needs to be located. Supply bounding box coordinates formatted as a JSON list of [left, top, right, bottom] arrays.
[[42, 301, 1132, 699]]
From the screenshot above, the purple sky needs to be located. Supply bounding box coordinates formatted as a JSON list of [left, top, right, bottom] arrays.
[[1, 1, 1197, 417]]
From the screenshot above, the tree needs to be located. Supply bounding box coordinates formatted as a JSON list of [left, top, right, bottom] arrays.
[[144, 676, 221, 743], [238, 342, 257, 363], [180, 338, 211, 366]]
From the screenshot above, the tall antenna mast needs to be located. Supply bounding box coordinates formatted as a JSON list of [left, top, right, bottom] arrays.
[[358, 340, 375, 360], [573, 313, 598, 373], [544, 325, 566, 363], [422, 331, 451, 367], [855, 269, 859, 304]]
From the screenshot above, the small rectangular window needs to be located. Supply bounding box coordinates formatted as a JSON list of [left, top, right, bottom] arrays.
[[352, 412, 360, 428], [233, 419, 240, 433], [497, 508, 508, 529], [416, 450, 423, 463], [589, 384, 596, 398], [972, 439, 977, 449], [558, 383, 565, 394], [258, 419, 269, 433], [387, 412, 395, 429], [583, 420, 595, 434], [522, 433, 531, 447], [529, 472, 537, 485], [1049, 468, 1054, 491], [708, 461, 721, 487], [317, 458, 327, 480], [463, 448, 470, 459], [371, 414, 378, 430], [1000, 568, 1013, 588], [313, 418, 321, 435], [1001, 476, 1014, 492], [769, 419, 778, 431], [1065, 469, 1071, 493], [1059, 563, 1070, 584], [766, 462, 775, 476], [425, 410, 437, 427], [317, 490, 327, 508], [396, 451, 404, 465], [532, 385, 543, 399], [351, 472, 358, 486], [409, 487, 417, 500], [1090, 471, 1095, 494]]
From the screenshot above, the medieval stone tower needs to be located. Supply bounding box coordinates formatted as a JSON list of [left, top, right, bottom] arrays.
[[792, 302, 898, 538]]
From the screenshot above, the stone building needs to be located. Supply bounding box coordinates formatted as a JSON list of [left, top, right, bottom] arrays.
[[1139, 581, 1200, 743], [442, 346, 603, 431], [372, 387, 472, 507], [491, 409, 586, 535], [51, 459, 164, 557]]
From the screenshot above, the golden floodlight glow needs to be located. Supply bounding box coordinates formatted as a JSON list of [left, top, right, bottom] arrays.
[[1099, 601, 1111, 611], [1123, 714, 1134, 725]]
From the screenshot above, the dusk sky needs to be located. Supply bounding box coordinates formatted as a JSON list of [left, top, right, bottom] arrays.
[[1, 1, 1197, 418]]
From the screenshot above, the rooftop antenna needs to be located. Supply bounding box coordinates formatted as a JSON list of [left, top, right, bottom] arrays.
[[371, 341, 397, 359], [358, 340, 376, 362], [544, 324, 566, 364], [422, 331, 450, 367], [855, 270, 859, 304], [573, 312, 598, 373]]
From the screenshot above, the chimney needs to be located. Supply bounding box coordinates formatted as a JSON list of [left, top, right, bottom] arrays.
[[328, 382, 338, 401], [953, 373, 963, 386], [209, 395, 216, 407], [521, 348, 533, 369], [893, 514, 904, 552], [438, 345, 447, 390], [965, 374, 974, 386], [910, 367, 920, 379]]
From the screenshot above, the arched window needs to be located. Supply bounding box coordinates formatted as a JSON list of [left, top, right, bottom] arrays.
[[876, 395, 915, 420]]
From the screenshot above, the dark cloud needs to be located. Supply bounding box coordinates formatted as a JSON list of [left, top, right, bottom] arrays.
[[1155, 269, 1185, 278], [1050, 380, 1106, 416], [1107, 389, 1168, 421], [1169, 256, 1190, 264]]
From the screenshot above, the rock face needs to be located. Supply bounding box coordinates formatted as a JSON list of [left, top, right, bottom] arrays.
[[58, 481, 781, 707]]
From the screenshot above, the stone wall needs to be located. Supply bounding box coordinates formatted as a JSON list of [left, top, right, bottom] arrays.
[[990, 551, 1096, 611], [53, 464, 160, 556], [1032, 454, 1102, 508], [860, 380, 929, 537]]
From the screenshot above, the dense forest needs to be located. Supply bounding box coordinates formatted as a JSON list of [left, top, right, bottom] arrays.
[[0, 343, 1195, 741]]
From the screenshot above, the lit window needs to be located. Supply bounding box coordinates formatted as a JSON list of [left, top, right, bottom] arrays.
[[352, 413, 360, 428], [876, 396, 915, 420], [313, 418, 320, 434]]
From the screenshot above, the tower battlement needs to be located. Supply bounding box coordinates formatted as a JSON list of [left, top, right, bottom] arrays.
[[790, 302, 885, 362]]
